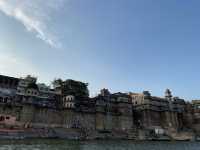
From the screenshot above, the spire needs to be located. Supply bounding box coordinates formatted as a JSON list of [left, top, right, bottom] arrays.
[[100, 88, 110, 97], [165, 89, 172, 99]]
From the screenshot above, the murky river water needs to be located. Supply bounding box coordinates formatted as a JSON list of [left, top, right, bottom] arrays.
[[0, 139, 199, 150]]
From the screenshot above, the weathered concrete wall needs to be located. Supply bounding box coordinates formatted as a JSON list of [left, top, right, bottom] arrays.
[[136, 109, 183, 131], [62, 109, 75, 128], [137, 110, 156, 129], [183, 112, 194, 129], [95, 113, 105, 130], [75, 112, 95, 130], [20, 106, 96, 130], [95, 112, 133, 131], [111, 115, 119, 130], [0, 104, 21, 121], [32, 107, 63, 125], [191, 111, 200, 134], [118, 103, 133, 130], [95, 114, 133, 131], [20, 105, 35, 123], [162, 111, 179, 129], [118, 116, 133, 130]]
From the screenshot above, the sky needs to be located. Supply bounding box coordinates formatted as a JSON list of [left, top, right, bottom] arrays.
[[0, 0, 200, 100]]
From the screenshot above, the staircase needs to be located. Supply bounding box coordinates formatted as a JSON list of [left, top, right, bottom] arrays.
[[127, 127, 138, 140]]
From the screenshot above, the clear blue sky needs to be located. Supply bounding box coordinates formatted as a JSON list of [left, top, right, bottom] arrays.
[[0, 0, 200, 100]]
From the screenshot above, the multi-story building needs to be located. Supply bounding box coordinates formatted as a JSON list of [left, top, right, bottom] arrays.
[[192, 100, 200, 109], [17, 75, 37, 96], [0, 75, 19, 103], [94, 89, 134, 133], [0, 75, 19, 89], [129, 89, 185, 131], [15, 75, 58, 108], [0, 74, 200, 140]]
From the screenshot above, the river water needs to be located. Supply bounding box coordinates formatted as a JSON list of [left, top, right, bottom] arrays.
[[0, 139, 199, 150]]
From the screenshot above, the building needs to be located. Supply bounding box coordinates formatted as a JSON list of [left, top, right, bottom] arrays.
[[94, 89, 134, 134], [0, 75, 19, 89], [0, 74, 199, 140], [129, 89, 185, 131], [0, 75, 19, 103]]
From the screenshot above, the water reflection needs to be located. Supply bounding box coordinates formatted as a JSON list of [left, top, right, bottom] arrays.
[[0, 140, 199, 150]]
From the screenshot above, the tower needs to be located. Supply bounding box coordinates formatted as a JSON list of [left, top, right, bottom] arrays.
[[165, 89, 172, 100]]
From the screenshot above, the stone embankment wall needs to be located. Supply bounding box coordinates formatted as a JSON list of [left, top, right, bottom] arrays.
[[19, 105, 96, 131], [0, 103, 199, 140]]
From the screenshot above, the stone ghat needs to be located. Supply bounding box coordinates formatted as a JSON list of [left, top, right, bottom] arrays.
[[0, 128, 81, 140], [0, 127, 197, 141]]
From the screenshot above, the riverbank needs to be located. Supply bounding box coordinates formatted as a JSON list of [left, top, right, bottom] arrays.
[[0, 139, 200, 150], [0, 128, 198, 141]]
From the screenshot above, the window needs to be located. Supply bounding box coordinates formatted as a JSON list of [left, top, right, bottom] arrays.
[[0, 116, 5, 121], [6, 116, 10, 120], [4, 97, 8, 103]]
